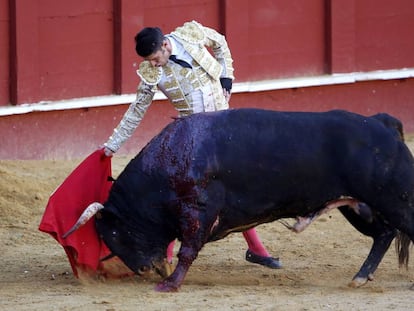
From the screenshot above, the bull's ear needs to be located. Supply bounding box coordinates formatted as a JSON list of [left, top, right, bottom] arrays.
[[100, 253, 116, 262]]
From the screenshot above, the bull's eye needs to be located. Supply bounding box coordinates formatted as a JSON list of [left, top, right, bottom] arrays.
[[138, 266, 150, 275]]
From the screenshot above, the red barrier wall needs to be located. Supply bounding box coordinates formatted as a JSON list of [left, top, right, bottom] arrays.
[[2, 0, 414, 105], [1, 77, 413, 160], [1, 0, 414, 159], [0, 0, 9, 104]]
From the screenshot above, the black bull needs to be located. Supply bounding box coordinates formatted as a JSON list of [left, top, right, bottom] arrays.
[[65, 108, 414, 292]]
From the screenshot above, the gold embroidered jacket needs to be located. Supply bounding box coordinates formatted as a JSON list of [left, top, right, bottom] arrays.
[[104, 20, 234, 153]]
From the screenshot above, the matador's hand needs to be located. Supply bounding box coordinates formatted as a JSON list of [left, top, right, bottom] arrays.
[[98, 145, 114, 157], [223, 88, 231, 103]]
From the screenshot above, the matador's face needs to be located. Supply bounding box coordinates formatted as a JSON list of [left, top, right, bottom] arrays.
[[144, 40, 171, 67]]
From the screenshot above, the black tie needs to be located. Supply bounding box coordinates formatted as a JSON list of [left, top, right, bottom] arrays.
[[169, 55, 192, 69]]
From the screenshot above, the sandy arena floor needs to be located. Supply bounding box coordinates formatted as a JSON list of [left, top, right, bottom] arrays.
[[1, 136, 413, 311]]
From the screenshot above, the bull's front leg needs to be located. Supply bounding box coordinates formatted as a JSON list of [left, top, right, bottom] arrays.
[[155, 245, 199, 292], [155, 204, 206, 292]]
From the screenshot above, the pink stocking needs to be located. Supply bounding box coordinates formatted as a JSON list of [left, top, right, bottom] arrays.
[[166, 240, 175, 263], [242, 228, 270, 257]]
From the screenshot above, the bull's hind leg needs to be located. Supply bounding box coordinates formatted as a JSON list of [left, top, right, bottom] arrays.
[[339, 205, 397, 287], [349, 228, 395, 287]]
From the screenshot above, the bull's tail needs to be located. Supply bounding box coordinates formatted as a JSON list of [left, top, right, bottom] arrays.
[[395, 231, 411, 268]]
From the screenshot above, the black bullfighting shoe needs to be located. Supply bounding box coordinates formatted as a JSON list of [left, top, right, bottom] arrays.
[[245, 250, 282, 269]]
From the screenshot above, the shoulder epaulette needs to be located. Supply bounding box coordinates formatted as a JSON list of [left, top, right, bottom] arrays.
[[136, 61, 162, 85], [171, 20, 205, 44]]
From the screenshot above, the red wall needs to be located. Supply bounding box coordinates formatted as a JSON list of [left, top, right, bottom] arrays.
[[0, 0, 9, 104], [1, 0, 414, 159], [355, 0, 414, 71], [226, 0, 327, 81], [1, 77, 413, 160], [8, 0, 114, 104], [2, 0, 414, 105], [37, 1, 114, 100]]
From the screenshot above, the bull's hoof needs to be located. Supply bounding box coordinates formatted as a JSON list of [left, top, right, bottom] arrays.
[[348, 274, 373, 288], [155, 280, 179, 292], [245, 250, 282, 269]]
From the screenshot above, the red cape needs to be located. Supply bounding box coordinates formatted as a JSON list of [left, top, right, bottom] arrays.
[[39, 149, 132, 278]]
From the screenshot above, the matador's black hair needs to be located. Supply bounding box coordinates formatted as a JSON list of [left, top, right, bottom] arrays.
[[135, 27, 165, 57]]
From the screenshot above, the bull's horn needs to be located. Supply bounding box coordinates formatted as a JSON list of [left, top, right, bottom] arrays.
[[62, 202, 104, 239]]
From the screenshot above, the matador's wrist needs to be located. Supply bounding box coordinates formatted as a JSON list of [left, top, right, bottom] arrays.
[[220, 78, 232, 93]]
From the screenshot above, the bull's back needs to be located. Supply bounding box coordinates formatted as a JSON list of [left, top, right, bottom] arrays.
[[187, 109, 400, 175], [133, 109, 411, 203]]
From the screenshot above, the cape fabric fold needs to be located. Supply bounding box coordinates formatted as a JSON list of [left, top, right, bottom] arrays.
[[39, 149, 132, 278]]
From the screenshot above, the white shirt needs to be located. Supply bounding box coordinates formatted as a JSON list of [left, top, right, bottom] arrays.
[[167, 35, 193, 68], [164, 36, 208, 113]]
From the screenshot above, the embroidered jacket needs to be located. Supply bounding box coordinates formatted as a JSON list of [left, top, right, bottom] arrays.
[[104, 20, 234, 153]]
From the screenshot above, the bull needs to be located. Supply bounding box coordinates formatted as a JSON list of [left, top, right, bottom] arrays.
[[63, 108, 414, 292]]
